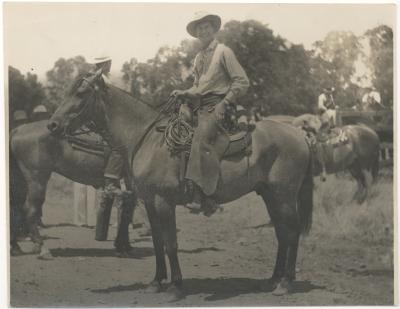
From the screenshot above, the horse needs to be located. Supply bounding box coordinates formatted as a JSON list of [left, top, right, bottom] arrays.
[[47, 71, 314, 298], [268, 114, 380, 203], [9, 120, 134, 259]]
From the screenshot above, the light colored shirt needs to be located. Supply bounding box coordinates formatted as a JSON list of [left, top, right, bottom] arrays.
[[318, 93, 335, 111], [189, 39, 249, 103], [362, 91, 381, 104], [102, 73, 111, 84]]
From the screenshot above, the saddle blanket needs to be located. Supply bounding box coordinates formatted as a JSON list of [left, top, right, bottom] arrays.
[[326, 129, 349, 147]]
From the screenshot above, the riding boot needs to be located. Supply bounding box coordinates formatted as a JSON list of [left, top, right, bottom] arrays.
[[104, 177, 122, 198], [185, 184, 202, 213], [186, 184, 220, 217]]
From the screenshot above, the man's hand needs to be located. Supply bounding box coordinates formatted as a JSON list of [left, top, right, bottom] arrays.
[[214, 100, 228, 121], [171, 90, 187, 98], [171, 89, 198, 100]]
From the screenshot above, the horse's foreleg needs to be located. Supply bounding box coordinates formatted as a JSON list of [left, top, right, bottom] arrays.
[[144, 196, 167, 292], [155, 194, 183, 300]]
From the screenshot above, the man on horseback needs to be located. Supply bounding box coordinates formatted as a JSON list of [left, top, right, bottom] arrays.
[[171, 12, 249, 215], [318, 87, 337, 127], [89, 55, 134, 242], [90, 55, 126, 197]]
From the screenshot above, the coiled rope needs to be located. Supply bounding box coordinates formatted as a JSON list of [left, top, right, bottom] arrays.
[[164, 115, 194, 155]]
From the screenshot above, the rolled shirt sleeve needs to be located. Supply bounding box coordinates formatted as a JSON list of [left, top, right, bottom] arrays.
[[221, 47, 249, 104]]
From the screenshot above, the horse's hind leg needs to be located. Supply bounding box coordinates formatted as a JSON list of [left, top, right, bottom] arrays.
[[22, 168, 52, 259], [349, 165, 367, 204], [259, 185, 300, 295]]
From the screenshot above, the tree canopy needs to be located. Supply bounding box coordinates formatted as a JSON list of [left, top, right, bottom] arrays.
[[8, 22, 393, 118], [8, 66, 46, 123]]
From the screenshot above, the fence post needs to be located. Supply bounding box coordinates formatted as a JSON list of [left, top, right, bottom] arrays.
[[73, 183, 87, 226], [73, 183, 98, 227], [86, 186, 97, 227]]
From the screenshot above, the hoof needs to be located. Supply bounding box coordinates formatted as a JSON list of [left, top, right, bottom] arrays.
[[165, 284, 184, 302], [115, 251, 131, 258], [115, 245, 135, 258], [259, 277, 278, 292], [145, 281, 163, 293], [272, 281, 291, 296], [37, 248, 53, 260], [10, 245, 24, 256], [32, 243, 42, 254], [38, 219, 47, 229]]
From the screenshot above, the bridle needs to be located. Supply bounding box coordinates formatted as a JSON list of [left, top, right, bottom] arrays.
[[64, 74, 108, 137]]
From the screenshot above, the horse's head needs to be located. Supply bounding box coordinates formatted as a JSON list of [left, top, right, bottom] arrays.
[[47, 69, 106, 136], [292, 114, 322, 135]]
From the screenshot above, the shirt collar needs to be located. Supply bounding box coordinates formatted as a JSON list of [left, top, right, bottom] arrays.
[[203, 39, 218, 53]]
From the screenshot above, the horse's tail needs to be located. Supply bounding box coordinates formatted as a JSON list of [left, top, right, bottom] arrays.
[[297, 149, 314, 235], [9, 140, 28, 234]]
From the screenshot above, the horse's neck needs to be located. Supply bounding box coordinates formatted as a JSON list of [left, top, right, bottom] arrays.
[[105, 86, 158, 151]]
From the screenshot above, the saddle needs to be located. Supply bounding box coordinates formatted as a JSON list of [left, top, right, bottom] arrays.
[[317, 128, 349, 148], [161, 115, 252, 158], [67, 132, 110, 158], [224, 130, 252, 157]]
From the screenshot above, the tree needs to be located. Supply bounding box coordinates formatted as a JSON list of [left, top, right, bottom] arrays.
[[365, 25, 393, 108], [310, 31, 363, 109], [120, 20, 316, 115], [45, 56, 91, 112], [217, 20, 315, 115], [121, 40, 199, 106], [8, 66, 46, 124]]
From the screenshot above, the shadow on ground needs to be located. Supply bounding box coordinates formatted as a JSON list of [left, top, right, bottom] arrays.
[[90, 277, 325, 302], [50, 247, 154, 259]]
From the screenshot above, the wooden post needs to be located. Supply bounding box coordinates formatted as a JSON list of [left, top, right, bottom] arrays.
[[86, 187, 97, 227], [73, 183, 87, 226], [73, 183, 98, 227]]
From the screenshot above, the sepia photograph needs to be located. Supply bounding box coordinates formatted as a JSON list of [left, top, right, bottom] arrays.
[[4, 2, 396, 307]]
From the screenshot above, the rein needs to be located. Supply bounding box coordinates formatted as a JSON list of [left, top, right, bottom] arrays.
[[129, 96, 178, 161]]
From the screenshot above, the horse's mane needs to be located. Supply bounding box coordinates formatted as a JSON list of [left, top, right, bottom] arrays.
[[67, 72, 163, 112], [66, 73, 89, 96]]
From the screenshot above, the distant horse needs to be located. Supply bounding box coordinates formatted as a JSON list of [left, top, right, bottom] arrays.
[[268, 114, 380, 203], [9, 121, 134, 259], [48, 71, 314, 298]]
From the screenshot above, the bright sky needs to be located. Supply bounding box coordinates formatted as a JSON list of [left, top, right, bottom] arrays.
[[3, 3, 395, 81]]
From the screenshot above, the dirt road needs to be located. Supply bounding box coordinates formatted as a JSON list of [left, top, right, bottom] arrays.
[[10, 175, 394, 307]]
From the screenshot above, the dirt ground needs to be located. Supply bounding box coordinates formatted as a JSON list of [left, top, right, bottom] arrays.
[[9, 174, 395, 307]]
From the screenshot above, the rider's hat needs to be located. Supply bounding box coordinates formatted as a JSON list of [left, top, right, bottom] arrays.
[[33, 104, 47, 113], [89, 54, 111, 65], [186, 11, 221, 38]]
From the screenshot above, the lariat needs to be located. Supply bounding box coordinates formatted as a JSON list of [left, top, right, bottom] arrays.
[[164, 115, 194, 155]]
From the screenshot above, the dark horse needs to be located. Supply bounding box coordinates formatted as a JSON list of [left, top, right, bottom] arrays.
[[48, 71, 314, 298], [9, 120, 134, 259], [268, 114, 380, 203]]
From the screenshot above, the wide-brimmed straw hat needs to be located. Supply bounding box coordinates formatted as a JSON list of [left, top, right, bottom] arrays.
[[89, 55, 112, 65], [186, 12, 221, 38]]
